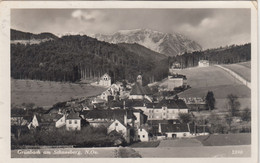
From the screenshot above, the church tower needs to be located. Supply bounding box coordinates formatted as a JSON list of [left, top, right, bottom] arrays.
[[137, 75, 142, 85]]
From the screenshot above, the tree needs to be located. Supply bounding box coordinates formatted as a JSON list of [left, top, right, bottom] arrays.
[[207, 112, 228, 134], [240, 108, 251, 122], [225, 114, 233, 132], [178, 113, 192, 123], [227, 94, 240, 116], [205, 91, 215, 110]]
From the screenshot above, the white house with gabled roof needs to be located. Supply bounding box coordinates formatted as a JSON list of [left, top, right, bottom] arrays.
[[99, 73, 111, 87]]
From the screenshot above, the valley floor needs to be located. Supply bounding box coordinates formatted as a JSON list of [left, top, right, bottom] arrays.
[[11, 79, 106, 108]]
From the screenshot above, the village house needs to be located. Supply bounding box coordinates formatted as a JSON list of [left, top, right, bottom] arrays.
[[66, 112, 81, 131], [198, 60, 209, 67], [55, 114, 66, 128], [27, 114, 39, 129], [169, 62, 182, 74], [180, 97, 207, 111], [146, 99, 188, 120], [107, 118, 131, 143], [99, 73, 111, 87], [137, 127, 150, 142], [132, 109, 147, 128], [158, 123, 191, 138], [80, 109, 136, 128]]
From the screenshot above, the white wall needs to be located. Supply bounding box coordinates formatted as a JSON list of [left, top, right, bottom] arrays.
[[107, 120, 127, 138], [138, 128, 149, 141], [66, 119, 81, 131], [55, 115, 66, 128], [166, 132, 191, 138]]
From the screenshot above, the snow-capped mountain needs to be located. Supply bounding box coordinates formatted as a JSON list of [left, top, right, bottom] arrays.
[[94, 29, 202, 56]]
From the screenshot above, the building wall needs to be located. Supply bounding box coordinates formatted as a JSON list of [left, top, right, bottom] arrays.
[[107, 120, 127, 138], [66, 119, 81, 131], [129, 95, 144, 100], [198, 61, 209, 67], [165, 132, 191, 138], [99, 74, 111, 87], [167, 78, 184, 90], [55, 115, 66, 128], [138, 128, 149, 141], [147, 108, 188, 120]]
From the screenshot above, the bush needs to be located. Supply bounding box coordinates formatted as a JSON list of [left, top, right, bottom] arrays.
[[11, 126, 124, 148]]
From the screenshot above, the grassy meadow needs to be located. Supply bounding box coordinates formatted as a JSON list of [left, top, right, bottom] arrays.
[[11, 79, 106, 108], [170, 63, 251, 110], [222, 62, 251, 82]]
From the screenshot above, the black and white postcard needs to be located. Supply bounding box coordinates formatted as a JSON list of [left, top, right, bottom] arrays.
[[0, 1, 258, 162]]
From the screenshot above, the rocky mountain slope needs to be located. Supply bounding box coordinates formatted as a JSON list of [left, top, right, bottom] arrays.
[[94, 29, 202, 56]]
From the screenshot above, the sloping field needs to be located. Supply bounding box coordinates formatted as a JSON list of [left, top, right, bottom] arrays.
[[238, 61, 251, 69], [170, 65, 251, 110], [222, 62, 251, 82], [195, 133, 251, 146], [11, 79, 106, 108]]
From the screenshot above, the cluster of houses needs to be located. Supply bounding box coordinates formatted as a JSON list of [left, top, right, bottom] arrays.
[[11, 72, 209, 145]]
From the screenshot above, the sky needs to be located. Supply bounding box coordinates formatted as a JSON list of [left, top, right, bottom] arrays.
[[11, 9, 250, 49]]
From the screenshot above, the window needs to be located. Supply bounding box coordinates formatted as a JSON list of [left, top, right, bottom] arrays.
[[138, 135, 140, 138], [75, 120, 77, 124], [140, 128, 142, 131], [69, 120, 72, 124], [115, 122, 118, 126], [143, 135, 145, 138]]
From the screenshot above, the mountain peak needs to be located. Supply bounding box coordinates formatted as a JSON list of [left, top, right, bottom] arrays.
[[94, 29, 202, 56]]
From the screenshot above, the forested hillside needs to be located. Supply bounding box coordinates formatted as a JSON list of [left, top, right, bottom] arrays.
[[169, 43, 251, 68], [11, 29, 58, 40], [11, 35, 167, 85], [11, 28, 251, 85]]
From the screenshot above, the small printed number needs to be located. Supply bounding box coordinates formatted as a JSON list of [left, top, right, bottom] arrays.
[[232, 150, 243, 155]]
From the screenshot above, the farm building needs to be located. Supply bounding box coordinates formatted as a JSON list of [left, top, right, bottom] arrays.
[[99, 73, 111, 87], [166, 74, 187, 91], [158, 123, 191, 138], [198, 60, 209, 67]]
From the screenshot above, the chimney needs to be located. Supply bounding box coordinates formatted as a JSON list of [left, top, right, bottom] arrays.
[[158, 123, 162, 133]]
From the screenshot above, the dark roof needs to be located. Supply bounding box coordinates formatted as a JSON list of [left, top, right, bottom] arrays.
[[81, 109, 136, 123], [130, 83, 152, 95], [161, 123, 189, 133], [125, 99, 151, 108], [148, 99, 188, 109], [67, 112, 81, 120], [108, 100, 124, 108], [148, 119, 181, 126]]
